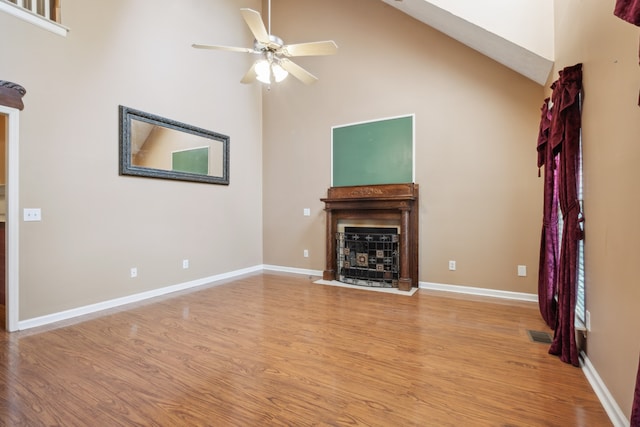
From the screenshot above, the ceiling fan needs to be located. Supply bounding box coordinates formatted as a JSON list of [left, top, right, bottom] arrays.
[[192, 1, 338, 85]]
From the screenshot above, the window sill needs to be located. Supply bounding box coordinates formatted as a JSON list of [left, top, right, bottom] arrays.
[[575, 318, 587, 332], [0, 0, 68, 37]]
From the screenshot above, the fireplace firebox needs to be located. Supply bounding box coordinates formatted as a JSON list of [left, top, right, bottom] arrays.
[[321, 183, 419, 291], [337, 227, 399, 287]]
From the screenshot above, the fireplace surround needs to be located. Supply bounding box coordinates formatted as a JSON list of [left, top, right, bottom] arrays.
[[321, 183, 419, 291]]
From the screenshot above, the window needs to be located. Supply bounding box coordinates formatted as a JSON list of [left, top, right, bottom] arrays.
[[575, 134, 586, 327], [557, 127, 586, 329]]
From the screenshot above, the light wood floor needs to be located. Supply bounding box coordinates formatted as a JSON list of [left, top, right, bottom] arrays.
[[0, 273, 611, 426]]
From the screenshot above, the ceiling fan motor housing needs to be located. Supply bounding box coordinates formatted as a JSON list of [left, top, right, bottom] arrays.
[[254, 34, 284, 52]]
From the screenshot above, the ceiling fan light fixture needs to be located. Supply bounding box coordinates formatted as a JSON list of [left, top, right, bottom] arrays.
[[255, 58, 289, 84], [272, 62, 289, 82], [255, 59, 272, 84]]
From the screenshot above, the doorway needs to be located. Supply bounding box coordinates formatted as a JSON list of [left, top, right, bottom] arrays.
[[0, 106, 19, 331], [0, 114, 5, 330]]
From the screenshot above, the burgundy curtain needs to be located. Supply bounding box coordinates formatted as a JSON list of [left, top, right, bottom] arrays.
[[615, 0, 640, 25], [546, 64, 583, 367], [536, 99, 559, 328]]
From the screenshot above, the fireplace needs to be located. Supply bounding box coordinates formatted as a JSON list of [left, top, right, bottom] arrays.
[[337, 226, 400, 288], [321, 183, 419, 291]]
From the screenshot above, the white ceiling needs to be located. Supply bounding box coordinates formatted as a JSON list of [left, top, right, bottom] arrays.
[[380, 0, 554, 85]]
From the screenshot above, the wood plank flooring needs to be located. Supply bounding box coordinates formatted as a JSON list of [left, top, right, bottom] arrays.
[[0, 273, 611, 426]]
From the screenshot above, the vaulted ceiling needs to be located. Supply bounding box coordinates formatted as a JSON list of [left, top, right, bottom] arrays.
[[381, 0, 554, 85]]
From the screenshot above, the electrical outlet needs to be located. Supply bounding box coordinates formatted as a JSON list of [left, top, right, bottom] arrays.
[[24, 208, 42, 221], [448, 260, 456, 271], [130, 267, 137, 278], [303, 249, 309, 258], [517, 265, 527, 277], [182, 259, 189, 269]]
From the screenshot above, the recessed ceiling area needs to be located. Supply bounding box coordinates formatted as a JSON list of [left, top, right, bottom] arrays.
[[381, 0, 554, 85]]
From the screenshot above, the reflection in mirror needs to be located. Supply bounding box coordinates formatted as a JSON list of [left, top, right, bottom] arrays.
[[119, 106, 229, 185]]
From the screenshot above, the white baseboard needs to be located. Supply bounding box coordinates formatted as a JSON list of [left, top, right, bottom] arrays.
[[17, 265, 264, 331], [581, 352, 630, 427], [16, 267, 628, 427], [262, 269, 540, 305], [262, 264, 323, 277], [15, 273, 543, 330], [419, 281, 538, 302]]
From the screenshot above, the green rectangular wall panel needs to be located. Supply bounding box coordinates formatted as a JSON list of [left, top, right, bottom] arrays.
[[332, 115, 413, 187]]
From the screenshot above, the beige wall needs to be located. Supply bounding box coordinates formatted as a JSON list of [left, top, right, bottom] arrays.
[[263, 0, 544, 294], [1, 0, 638, 419], [0, 0, 263, 319], [553, 0, 640, 419]]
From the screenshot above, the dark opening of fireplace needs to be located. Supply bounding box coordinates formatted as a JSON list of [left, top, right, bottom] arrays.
[[336, 227, 399, 288]]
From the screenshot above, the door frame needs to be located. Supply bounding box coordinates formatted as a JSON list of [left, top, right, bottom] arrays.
[[1, 105, 19, 331]]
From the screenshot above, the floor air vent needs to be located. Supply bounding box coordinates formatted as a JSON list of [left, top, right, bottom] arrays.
[[527, 330, 553, 344]]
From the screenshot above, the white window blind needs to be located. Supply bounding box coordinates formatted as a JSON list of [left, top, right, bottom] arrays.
[[556, 134, 585, 327], [575, 135, 585, 326]]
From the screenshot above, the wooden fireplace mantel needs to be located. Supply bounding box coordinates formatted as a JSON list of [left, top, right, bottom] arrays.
[[321, 183, 419, 291]]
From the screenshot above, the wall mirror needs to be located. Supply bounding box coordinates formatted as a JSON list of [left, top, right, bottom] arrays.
[[119, 106, 229, 185]]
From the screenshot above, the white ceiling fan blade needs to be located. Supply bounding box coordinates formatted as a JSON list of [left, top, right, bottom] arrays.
[[240, 8, 270, 45], [240, 63, 258, 84], [279, 58, 318, 85], [192, 43, 254, 54], [281, 40, 338, 57]]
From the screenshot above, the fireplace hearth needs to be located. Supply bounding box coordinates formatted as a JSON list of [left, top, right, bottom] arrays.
[[321, 184, 419, 291]]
